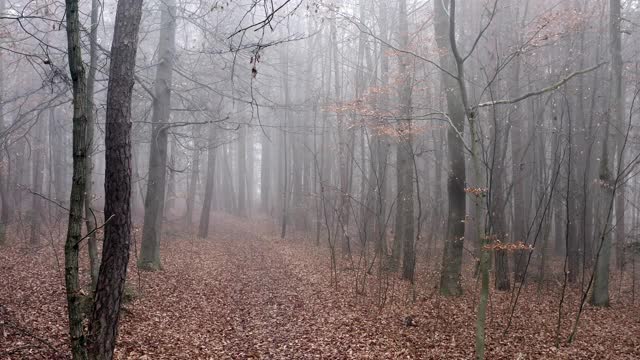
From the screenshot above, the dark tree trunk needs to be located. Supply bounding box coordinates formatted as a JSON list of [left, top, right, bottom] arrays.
[[63, 0, 90, 358], [397, 0, 415, 282], [435, 0, 467, 296], [87, 0, 143, 357]]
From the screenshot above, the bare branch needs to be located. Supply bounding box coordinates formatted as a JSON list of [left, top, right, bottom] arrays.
[[475, 62, 607, 109]]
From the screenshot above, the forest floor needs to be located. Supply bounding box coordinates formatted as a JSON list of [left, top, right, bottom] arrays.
[[1, 214, 639, 359]]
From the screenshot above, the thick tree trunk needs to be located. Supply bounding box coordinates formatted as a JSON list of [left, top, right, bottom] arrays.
[[592, 0, 622, 306], [435, 0, 467, 296], [139, 0, 177, 270], [87, 0, 143, 357], [396, 0, 415, 282]]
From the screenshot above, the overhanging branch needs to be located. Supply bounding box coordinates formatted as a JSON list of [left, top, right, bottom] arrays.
[[475, 62, 607, 109]]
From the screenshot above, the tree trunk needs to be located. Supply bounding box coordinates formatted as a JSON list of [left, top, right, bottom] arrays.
[[63, 0, 90, 357], [435, 0, 467, 296], [490, 113, 511, 291], [30, 114, 45, 246], [591, 126, 613, 306], [397, 0, 415, 282], [591, 0, 622, 307], [87, 0, 143, 356], [260, 132, 271, 213], [246, 128, 254, 215], [198, 122, 217, 239], [237, 121, 247, 217], [613, 8, 626, 273], [0, 0, 9, 246], [85, 0, 100, 289], [166, 137, 177, 214], [49, 108, 67, 208], [139, 0, 177, 270], [185, 125, 201, 225]]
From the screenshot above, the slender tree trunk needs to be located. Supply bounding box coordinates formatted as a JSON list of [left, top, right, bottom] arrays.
[[63, 0, 90, 357], [166, 137, 177, 214], [30, 115, 45, 246], [0, 0, 9, 246], [613, 12, 626, 273], [237, 121, 247, 217], [246, 128, 254, 215], [280, 45, 291, 239], [328, 7, 351, 254], [374, 0, 390, 258], [49, 108, 66, 207], [185, 125, 200, 225], [198, 122, 217, 239], [491, 112, 511, 291], [260, 132, 271, 213], [85, 0, 100, 289]]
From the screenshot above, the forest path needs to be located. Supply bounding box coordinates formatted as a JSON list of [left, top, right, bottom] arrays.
[[118, 215, 409, 359], [2, 214, 639, 359]]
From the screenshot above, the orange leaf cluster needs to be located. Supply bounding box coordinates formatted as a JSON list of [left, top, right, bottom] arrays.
[[464, 187, 488, 197]]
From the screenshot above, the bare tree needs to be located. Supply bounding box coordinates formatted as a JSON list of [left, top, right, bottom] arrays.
[[87, 0, 144, 357], [139, 0, 177, 270]]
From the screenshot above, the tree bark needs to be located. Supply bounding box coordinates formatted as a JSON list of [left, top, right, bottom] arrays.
[[29, 112, 45, 246], [85, 0, 100, 289], [397, 0, 415, 282], [0, 0, 9, 246], [139, 0, 177, 270], [87, 0, 143, 357], [237, 121, 247, 217], [185, 125, 201, 225], [435, 0, 467, 296], [591, 0, 621, 306], [260, 131, 271, 213], [63, 0, 90, 357], [198, 122, 217, 239]]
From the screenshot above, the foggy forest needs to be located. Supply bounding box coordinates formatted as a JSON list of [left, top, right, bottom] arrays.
[[0, 0, 639, 358]]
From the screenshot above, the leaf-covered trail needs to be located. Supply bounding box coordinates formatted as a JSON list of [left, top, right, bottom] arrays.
[[2, 215, 640, 359], [119, 216, 413, 359]]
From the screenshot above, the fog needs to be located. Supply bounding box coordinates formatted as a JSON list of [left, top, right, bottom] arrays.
[[1, 0, 639, 358]]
